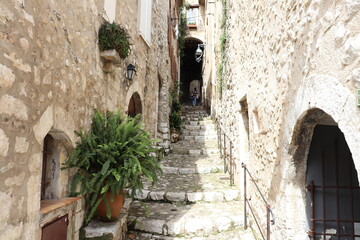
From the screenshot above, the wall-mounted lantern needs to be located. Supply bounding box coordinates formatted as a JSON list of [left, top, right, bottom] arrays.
[[195, 44, 206, 63], [126, 64, 136, 80]]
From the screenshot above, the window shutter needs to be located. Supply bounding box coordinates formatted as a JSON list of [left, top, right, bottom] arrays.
[[139, 0, 152, 45]]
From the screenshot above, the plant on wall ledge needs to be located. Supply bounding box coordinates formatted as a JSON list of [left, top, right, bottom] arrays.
[[98, 21, 131, 59]]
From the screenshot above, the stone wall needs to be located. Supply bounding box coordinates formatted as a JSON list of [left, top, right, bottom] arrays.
[[211, 0, 360, 239], [0, 0, 179, 239]]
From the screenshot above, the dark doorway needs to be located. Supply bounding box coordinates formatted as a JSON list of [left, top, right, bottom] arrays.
[[306, 125, 360, 239], [180, 38, 203, 105], [128, 92, 142, 118]]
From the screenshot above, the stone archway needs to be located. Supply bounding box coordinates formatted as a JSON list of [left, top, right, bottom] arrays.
[[180, 37, 204, 105], [284, 108, 360, 239], [128, 92, 143, 118], [269, 75, 360, 239]]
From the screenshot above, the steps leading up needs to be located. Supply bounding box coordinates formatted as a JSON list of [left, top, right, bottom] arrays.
[[134, 173, 240, 203], [128, 201, 244, 237], [127, 106, 251, 239]]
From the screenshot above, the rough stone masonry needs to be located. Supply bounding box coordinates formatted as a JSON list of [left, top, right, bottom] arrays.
[[0, 0, 178, 239]]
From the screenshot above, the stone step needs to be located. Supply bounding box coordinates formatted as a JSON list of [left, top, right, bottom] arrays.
[[181, 116, 212, 122], [170, 140, 219, 156], [171, 148, 220, 156], [161, 154, 223, 174], [182, 129, 216, 136], [184, 120, 214, 126], [161, 165, 224, 174], [128, 201, 244, 237], [182, 135, 217, 142], [134, 173, 239, 203], [127, 228, 256, 240], [183, 125, 215, 131]]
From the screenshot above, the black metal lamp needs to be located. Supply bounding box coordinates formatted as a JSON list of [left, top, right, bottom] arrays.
[[126, 64, 136, 80]]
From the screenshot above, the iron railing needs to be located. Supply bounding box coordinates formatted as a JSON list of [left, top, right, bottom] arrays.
[[216, 122, 235, 185], [242, 163, 275, 240]]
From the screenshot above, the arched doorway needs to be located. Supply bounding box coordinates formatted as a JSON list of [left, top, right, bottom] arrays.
[[128, 92, 142, 118], [180, 38, 203, 105], [304, 114, 360, 239]]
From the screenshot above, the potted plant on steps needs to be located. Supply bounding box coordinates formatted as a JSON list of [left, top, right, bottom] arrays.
[[62, 109, 162, 224]]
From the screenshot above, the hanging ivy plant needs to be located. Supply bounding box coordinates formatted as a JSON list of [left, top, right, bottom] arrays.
[[98, 21, 131, 59]]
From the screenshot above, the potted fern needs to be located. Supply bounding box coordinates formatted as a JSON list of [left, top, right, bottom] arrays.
[[62, 109, 161, 224]]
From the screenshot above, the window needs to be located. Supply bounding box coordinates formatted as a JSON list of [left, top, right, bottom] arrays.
[[104, 0, 117, 23], [186, 6, 199, 27], [138, 0, 153, 45]]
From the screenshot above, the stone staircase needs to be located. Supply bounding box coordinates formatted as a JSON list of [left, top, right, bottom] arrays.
[[127, 106, 254, 240]]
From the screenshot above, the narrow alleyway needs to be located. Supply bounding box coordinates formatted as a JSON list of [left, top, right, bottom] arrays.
[[126, 106, 255, 240]]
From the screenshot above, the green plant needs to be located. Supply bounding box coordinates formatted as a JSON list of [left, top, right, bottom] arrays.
[[178, 4, 188, 57], [62, 110, 161, 224], [217, 0, 227, 98], [169, 111, 183, 131], [169, 82, 184, 132], [98, 21, 131, 59]]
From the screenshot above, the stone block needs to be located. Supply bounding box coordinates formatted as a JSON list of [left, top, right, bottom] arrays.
[[183, 136, 194, 141], [74, 210, 85, 232], [84, 219, 119, 238], [100, 49, 121, 63], [179, 168, 196, 174], [134, 190, 150, 200], [161, 167, 178, 174], [0, 129, 9, 157], [0, 64, 15, 91], [14, 137, 29, 153], [166, 218, 185, 236], [165, 192, 186, 202], [0, 94, 28, 121], [213, 216, 232, 231], [194, 136, 205, 142], [203, 191, 224, 202], [189, 149, 202, 155], [223, 190, 240, 201], [186, 192, 204, 202], [184, 217, 213, 234], [135, 217, 165, 235], [149, 191, 165, 201], [189, 121, 198, 126]]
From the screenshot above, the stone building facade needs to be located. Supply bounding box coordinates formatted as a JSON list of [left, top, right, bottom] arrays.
[[204, 0, 360, 239], [0, 0, 182, 239]]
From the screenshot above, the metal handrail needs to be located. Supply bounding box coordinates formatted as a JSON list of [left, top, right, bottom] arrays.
[[216, 120, 235, 185], [242, 162, 275, 240]]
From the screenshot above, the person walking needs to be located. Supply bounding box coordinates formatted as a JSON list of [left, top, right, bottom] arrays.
[[191, 88, 198, 106]]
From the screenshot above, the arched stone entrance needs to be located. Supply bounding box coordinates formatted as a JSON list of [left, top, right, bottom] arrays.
[[128, 92, 142, 118], [306, 123, 360, 239], [271, 75, 360, 239], [180, 37, 204, 105]]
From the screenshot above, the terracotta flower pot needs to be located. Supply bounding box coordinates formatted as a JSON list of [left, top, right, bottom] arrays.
[[97, 190, 125, 221]]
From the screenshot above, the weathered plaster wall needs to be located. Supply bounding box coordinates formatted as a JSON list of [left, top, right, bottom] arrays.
[[0, 0, 176, 238], [213, 0, 360, 239]]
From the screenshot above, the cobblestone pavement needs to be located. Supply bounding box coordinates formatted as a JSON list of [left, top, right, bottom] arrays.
[[127, 106, 255, 240]]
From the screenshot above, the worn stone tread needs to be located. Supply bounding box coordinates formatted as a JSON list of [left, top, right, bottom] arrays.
[[127, 228, 256, 240], [160, 154, 223, 174], [128, 201, 244, 237], [134, 173, 239, 202]]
